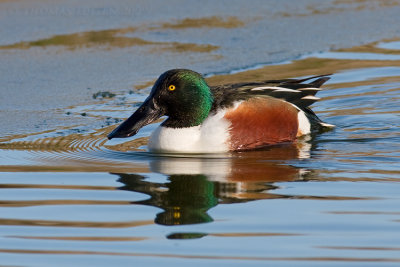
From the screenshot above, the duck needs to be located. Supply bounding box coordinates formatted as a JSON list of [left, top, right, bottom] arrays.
[[107, 69, 333, 153]]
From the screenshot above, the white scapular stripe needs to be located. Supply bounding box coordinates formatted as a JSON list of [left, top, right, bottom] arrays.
[[301, 95, 320, 100], [250, 86, 300, 93]]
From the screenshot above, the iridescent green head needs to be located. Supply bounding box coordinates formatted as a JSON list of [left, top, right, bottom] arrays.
[[108, 69, 213, 139]]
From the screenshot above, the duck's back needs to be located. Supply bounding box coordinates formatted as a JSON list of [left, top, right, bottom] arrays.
[[209, 75, 333, 151]]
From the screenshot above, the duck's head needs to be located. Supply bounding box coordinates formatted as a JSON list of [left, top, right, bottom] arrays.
[[108, 69, 213, 139]]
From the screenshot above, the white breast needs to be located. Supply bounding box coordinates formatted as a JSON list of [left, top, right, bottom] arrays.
[[148, 110, 231, 153]]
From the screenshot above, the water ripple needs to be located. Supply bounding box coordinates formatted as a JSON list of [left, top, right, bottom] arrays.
[[1, 38, 400, 266]]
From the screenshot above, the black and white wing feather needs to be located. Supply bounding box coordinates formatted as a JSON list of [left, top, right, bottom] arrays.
[[210, 74, 334, 130]]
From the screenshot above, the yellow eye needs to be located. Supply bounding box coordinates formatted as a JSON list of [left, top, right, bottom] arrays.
[[168, 84, 176, 91]]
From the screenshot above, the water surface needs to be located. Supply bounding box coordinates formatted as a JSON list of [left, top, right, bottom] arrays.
[[1, 39, 400, 266], [1, 1, 400, 266]]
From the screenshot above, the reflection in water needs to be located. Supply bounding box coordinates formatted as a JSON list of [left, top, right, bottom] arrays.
[[114, 143, 310, 228], [119, 173, 217, 225]]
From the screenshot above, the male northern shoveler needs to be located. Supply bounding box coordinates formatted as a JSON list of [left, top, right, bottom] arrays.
[[108, 69, 333, 153]]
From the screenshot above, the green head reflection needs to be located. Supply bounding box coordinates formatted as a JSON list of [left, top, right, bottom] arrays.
[[154, 174, 217, 225], [117, 173, 218, 226]]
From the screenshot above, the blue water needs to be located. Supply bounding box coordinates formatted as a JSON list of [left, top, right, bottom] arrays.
[[1, 63, 400, 264], [1, 1, 400, 266]]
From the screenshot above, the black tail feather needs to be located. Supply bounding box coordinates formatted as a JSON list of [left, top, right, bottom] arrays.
[[283, 74, 332, 84]]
